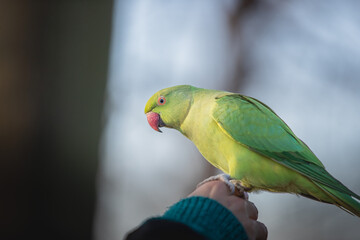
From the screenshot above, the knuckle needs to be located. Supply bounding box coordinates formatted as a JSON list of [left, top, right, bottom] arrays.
[[249, 201, 258, 215]]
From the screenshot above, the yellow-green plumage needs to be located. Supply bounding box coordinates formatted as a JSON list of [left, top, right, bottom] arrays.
[[145, 85, 360, 217]]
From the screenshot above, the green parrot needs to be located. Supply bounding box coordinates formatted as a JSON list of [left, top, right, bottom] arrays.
[[144, 85, 360, 217]]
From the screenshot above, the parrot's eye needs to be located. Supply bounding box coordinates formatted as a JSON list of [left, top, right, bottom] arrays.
[[157, 96, 166, 105]]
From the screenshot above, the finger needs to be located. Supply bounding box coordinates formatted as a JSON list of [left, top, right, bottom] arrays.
[[214, 181, 234, 196], [206, 181, 234, 198], [245, 201, 258, 220], [201, 180, 228, 193], [255, 221, 268, 240]]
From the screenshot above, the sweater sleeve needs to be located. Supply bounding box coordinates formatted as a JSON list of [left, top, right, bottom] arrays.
[[125, 218, 207, 240], [125, 196, 248, 240]]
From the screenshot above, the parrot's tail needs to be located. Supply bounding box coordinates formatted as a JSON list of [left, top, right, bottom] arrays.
[[315, 183, 360, 217]]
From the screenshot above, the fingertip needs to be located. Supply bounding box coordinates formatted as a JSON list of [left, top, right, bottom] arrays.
[[246, 201, 258, 220], [256, 221, 268, 240]]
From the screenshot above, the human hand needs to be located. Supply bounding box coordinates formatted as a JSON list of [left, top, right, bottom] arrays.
[[188, 180, 268, 240]]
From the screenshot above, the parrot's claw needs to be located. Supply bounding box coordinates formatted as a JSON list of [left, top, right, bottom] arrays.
[[197, 174, 249, 199], [230, 180, 249, 200], [197, 174, 235, 193]]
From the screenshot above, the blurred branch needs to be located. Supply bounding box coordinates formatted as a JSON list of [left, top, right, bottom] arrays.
[[224, 0, 259, 92], [227, 0, 259, 31]]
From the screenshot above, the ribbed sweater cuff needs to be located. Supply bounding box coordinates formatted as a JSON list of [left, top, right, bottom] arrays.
[[160, 196, 248, 240]]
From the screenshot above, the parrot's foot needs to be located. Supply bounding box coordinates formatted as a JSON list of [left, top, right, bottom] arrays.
[[230, 179, 250, 199], [197, 174, 249, 199], [197, 174, 234, 192]]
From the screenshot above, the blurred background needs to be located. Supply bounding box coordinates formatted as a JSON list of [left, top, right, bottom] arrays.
[[1, 0, 359, 240]]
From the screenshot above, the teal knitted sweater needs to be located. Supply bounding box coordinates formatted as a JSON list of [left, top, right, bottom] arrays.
[[159, 196, 248, 240]]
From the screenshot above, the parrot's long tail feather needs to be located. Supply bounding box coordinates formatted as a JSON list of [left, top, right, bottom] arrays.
[[315, 183, 360, 217]]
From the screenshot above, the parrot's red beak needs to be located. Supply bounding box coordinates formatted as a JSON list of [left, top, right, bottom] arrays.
[[146, 112, 164, 133]]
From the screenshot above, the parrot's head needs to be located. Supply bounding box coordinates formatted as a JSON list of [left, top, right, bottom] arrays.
[[144, 85, 194, 132]]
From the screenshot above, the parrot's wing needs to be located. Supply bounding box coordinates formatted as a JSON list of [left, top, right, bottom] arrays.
[[212, 94, 357, 197]]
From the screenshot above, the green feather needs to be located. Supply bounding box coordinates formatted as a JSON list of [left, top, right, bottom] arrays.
[[212, 94, 360, 214], [213, 95, 357, 195]]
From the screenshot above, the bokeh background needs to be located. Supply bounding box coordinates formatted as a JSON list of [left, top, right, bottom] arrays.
[[1, 0, 359, 240]]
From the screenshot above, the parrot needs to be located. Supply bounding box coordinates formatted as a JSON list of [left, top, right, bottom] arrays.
[[144, 85, 360, 217]]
